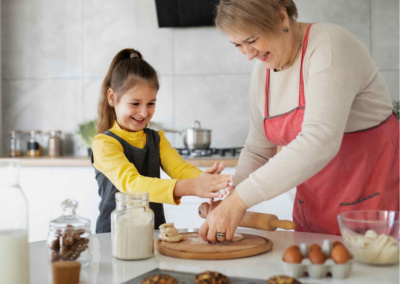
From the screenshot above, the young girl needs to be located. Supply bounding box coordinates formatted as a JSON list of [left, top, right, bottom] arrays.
[[92, 48, 233, 233]]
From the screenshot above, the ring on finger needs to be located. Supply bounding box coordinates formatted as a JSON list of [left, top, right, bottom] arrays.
[[216, 232, 226, 241]]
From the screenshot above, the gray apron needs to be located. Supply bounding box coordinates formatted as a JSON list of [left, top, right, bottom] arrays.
[[92, 128, 166, 233]]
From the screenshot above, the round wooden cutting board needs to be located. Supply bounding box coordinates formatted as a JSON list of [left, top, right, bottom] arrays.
[[156, 232, 273, 260]]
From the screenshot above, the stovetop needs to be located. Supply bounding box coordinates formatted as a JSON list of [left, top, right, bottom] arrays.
[[174, 147, 242, 157]]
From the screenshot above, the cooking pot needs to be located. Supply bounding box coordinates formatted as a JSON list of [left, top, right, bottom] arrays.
[[155, 120, 212, 149], [182, 120, 211, 150]]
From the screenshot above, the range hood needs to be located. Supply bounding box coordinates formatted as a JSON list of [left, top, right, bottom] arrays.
[[155, 0, 220, 28]]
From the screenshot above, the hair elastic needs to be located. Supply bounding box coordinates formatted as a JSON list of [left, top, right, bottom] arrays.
[[130, 53, 139, 58]]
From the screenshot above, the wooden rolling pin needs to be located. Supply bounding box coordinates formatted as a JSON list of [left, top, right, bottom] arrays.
[[200, 211, 296, 231]]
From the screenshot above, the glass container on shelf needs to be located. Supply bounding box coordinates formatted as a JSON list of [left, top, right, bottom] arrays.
[[47, 199, 92, 267], [0, 159, 29, 284], [48, 130, 62, 157], [8, 130, 23, 157], [27, 130, 43, 157], [111, 191, 154, 260]]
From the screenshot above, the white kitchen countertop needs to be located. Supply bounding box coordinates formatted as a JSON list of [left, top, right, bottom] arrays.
[[1, 155, 238, 167], [29, 229, 399, 284]]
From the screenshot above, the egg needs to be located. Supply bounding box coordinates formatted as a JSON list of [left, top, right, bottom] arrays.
[[308, 249, 327, 264], [331, 244, 351, 264], [309, 243, 322, 251], [283, 245, 303, 263], [333, 241, 344, 247]]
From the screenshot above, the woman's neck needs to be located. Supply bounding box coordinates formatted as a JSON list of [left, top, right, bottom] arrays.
[[275, 21, 303, 72]]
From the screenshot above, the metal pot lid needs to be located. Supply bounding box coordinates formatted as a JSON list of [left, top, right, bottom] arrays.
[[185, 120, 211, 131]]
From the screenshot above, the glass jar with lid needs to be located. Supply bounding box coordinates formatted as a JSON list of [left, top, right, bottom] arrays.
[[8, 130, 23, 157], [48, 130, 62, 157], [111, 192, 154, 260], [0, 159, 29, 284], [47, 199, 92, 267], [27, 130, 43, 157]]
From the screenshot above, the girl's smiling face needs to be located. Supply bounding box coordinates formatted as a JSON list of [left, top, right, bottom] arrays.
[[229, 31, 293, 71], [108, 82, 157, 132]]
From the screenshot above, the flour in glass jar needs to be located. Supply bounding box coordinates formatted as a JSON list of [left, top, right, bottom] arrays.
[[112, 208, 154, 260]]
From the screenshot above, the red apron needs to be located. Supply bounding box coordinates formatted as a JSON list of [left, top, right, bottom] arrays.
[[263, 24, 400, 235]]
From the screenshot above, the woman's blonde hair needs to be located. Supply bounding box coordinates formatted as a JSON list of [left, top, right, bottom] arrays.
[[97, 48, 159, 133], [215, 0, 298, 36]]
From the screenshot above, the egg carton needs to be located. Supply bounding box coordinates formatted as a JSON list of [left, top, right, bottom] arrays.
[[281, 239, 353, 279]]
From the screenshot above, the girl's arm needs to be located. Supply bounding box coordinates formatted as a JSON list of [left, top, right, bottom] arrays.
[[92, 132, 232, 205], [92, 134, 179, 205]]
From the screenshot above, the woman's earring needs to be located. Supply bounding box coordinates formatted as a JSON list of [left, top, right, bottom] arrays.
[[284, 27, 290, 32]]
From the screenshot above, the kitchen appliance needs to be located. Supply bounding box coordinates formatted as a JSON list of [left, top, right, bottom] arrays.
[[155, 0, 219, 27]]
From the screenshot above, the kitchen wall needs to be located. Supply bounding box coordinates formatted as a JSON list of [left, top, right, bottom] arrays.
[[1, 0, 399, 156]]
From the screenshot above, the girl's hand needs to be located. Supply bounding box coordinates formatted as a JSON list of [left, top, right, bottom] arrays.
[[204, 162, 231, 198], [204, 162, 226, 175], [198, 198, 222, 218], [192, 171, 233, 198], [173, 162, 233, 199], [199, 190, 247, 243]]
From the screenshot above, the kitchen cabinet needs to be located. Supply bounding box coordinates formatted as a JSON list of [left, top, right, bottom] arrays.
[[19, 164, 294, 242]]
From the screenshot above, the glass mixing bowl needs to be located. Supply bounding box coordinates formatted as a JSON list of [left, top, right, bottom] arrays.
[[337, 210, 399, 265]]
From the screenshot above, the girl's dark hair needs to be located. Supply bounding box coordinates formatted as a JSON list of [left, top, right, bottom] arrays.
[[215, 0, 298, 36], [97, 48, 159, 133]]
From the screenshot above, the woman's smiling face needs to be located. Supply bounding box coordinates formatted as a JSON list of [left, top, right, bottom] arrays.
[[108, 82, 157, 132], [229, 31, 292, 71]]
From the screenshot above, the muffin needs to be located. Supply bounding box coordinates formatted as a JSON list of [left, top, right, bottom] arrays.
[[142, 273, 178, 284], [267, 275, 301, 284], [195, 271, 229, 284]]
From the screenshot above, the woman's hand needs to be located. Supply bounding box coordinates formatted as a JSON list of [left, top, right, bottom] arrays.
[[199, 190, 247, 243]]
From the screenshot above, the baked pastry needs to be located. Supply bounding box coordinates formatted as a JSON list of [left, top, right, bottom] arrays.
[[195, 271, 229, 284], [141, 273, 178, 284], [267, 275, 301, 284]]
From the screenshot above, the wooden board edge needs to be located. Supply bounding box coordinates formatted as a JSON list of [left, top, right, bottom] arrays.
[[155, 236, 273, 260]]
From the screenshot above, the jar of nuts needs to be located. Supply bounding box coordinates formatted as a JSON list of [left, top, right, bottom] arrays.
[[47, 199, 92, 267]]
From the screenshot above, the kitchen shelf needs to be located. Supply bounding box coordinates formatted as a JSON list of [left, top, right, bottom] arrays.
[[0, 156, 238, 167]]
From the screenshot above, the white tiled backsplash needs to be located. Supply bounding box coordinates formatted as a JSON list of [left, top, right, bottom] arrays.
[[1, 0, 398, 156]]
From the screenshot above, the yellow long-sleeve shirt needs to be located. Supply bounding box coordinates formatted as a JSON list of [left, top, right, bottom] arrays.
[[92, 122, 202, 205]]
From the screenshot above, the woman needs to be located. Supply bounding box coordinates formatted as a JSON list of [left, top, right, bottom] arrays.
[[199, 0, 399, 242]]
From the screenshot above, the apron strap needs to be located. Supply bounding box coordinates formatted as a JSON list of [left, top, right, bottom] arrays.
[[265, 23, 314, 117]]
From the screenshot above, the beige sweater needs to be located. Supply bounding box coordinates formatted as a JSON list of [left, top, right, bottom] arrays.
[[234, 23, 394, 207]]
